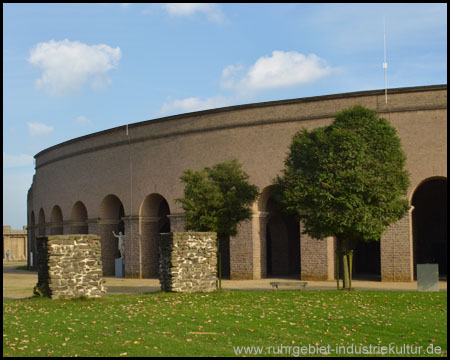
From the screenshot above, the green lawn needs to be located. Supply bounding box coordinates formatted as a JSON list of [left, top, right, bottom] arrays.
[[3, 290, 447, 357]]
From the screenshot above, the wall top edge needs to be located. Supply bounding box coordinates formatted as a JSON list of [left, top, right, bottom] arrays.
[[34, 84, 447, 160]]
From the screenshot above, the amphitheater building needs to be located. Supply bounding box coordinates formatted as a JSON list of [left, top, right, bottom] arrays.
[[27, 85, 447, 281]]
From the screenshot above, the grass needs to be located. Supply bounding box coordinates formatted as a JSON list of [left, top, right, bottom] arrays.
[[3, 290, 447, 357]]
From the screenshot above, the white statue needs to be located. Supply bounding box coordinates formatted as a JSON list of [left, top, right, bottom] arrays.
[[112, 230, 125, 258]]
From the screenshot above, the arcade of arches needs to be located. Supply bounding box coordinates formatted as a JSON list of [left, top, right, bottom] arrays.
[[28, 177, 447, 281]]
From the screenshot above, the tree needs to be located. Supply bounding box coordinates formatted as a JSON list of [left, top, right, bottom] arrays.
[[176, 158, 259, 287], [274, 105, 410, 289]]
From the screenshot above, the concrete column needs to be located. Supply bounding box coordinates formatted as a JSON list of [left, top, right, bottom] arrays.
[[380, 209, 414, 281], [122, 216, 140, 278], [97, 220, 121, 276], [167, 213, 185, 232], [140, 217, 161, 278], [300, 224, 336, 280]]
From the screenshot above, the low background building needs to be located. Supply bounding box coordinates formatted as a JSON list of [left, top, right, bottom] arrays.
[[3, 226, 28, 261]]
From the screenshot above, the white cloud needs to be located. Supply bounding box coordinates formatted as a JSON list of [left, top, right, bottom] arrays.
[[27, 122, 54, 137], [28, 39, 122, 95], [157, 95, 231, 116], [3, 153, 34, 168], [221, 51, 333, 94], [161, 3, 224, 23], [75, 115, 92, 126]]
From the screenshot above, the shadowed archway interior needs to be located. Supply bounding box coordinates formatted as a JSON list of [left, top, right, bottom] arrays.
[[412, 177, 447, 279]]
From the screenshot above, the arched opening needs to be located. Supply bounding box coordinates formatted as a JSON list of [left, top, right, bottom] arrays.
[[38, 208, 46, 236], [412, 177, 447, 279], [99, 194, 125, 276], [50, 205, 63, 235], [140, 193, 171, 278], [260, 186, 300, 278], [71, 201, 88, 234]]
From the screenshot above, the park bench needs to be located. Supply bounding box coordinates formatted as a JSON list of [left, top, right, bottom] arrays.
[[270, 281, 308, 290]]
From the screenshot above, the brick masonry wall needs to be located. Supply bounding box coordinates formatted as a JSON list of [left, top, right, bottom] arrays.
[[140, 218, 160, 278], [28, 86, 446, 283], [252, 212, 268, 279], [230, 219, 254, 279], [301, 226, 335, 281], [35, 235, 107, 299], [380, 211, 413, 281], [159, 232, 218, 292], [124, 217, 140, 278]]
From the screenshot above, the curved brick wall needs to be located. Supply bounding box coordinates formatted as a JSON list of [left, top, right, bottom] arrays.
[[27, 85, 447, 281]]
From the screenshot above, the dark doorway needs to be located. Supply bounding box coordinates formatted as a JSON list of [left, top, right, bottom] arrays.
[[350, 240, 381, 281], [265, 197, 300, 278], [412, 178, 447, 279], [158, 199, 171, 233], [219, 236, 230, 279]]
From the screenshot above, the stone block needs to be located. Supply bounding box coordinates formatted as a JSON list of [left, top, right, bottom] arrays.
[[417, 264, 439, 292]]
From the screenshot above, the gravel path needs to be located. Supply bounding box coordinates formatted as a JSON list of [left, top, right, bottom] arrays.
[[3, 261, 446, 300]]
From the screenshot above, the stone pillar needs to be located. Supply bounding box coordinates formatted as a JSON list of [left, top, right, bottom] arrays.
[[301, 225, 336, 280], [167, 213, 186, 232], [159, 232, 218, 292], [35, 235, 106, 299], [380, 209, 414, 281], [140, 217, 161, 278], [97, 220, 120, 276], [123, 216, 140, 278]]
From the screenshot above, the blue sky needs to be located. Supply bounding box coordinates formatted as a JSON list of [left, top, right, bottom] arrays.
[[3, 3, 447, 229]]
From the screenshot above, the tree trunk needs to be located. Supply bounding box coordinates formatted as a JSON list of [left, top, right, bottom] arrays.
[[338, 236, 351, 289]]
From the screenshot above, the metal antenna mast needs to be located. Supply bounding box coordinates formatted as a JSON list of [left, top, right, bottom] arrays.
[[383, 16, 388, 104]]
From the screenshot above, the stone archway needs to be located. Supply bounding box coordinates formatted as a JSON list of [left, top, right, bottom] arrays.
[[139, 193, 171, 278], [71, 201, 88, 234], [50, 205, 63, 235], [259, 186, 300, 278], [412, 177, 447, 279], [38, 208, 46, 236], [99, 194, 125, 276]]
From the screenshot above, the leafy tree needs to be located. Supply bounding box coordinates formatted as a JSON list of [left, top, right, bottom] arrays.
[[274, 105, 410, 289], [176, 158, 259, 287]]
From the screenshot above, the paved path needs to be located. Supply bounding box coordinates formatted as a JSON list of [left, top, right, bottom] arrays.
[[3, 261, 447, 300]]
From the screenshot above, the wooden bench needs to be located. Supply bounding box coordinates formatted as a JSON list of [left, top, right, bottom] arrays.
[[270, 282, 308, 290]]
